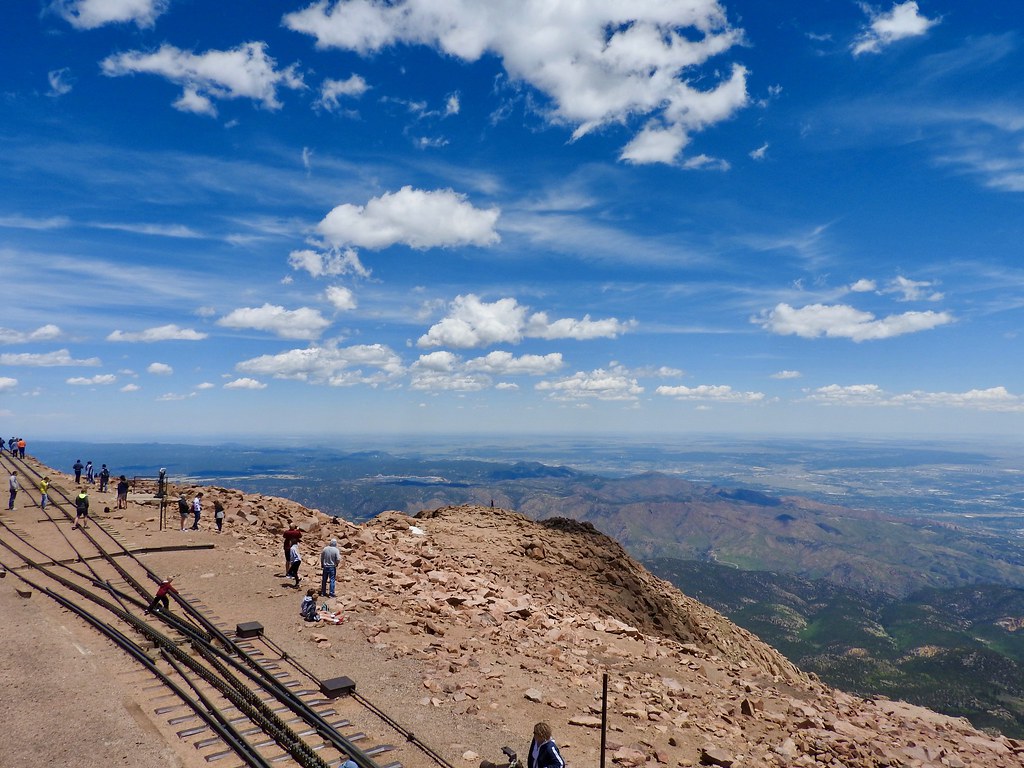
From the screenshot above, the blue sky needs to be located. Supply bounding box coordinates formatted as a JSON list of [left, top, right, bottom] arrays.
[[2, 0, 1024, 440]]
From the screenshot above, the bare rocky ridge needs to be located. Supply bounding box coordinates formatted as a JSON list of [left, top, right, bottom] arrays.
[[3, 458, 1024, 768]]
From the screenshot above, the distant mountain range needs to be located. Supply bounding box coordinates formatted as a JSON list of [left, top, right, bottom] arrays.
[[31, 441, 1024, 596], [29, 439, 1024, 735], [644, 557, 1024, 737]]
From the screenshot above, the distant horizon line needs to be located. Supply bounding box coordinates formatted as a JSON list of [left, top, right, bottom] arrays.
[[23, 432, 1024, 447]]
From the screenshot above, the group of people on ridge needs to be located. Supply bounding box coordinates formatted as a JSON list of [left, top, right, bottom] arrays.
[[176, 491, 225, 532], [5, 437, 26, 457], [282, 524, 341, 596]]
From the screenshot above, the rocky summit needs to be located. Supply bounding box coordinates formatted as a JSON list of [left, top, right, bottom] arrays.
[[191, 482, 1023, 768], [6, 461, 1024, 768]]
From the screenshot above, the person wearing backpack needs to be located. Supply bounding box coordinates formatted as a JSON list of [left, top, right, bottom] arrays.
[[72, 490, 90, 529]]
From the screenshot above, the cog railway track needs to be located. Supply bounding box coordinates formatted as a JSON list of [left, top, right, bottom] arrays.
[[0, 452, 453, 768]]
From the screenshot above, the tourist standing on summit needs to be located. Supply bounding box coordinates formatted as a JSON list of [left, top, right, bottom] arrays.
[[177, 494, 190, 531], [527, 723, 565, 768], [72, 489, 89, 529], [282, 523, 302, 574], [116, 475, 129, 509], [287, 540, 302, 587], [73, 459, 83, 483], [38, 476, 49, 511], [320, 538, 341, 597], [213, 499, 225, 532], [98, 464, 110, 492], [17, 438, 25, 458], [8, 470, 18, 510], [85, 461, 94, 484], [190, 492, 203, 530]]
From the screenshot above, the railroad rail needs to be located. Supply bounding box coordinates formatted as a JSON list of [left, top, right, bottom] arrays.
[[0, 451, 454, 768]]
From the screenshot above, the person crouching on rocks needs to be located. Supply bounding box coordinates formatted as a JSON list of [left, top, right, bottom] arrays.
[[300, 588, 319, 621], [287, 540, 302, 587], [528, 722, 565, 768]]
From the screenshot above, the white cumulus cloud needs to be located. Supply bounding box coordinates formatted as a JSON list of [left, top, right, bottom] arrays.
[[464, 351, 564, 375], [536, 365, 643, 401], [805, 384, 1024, 412], [849, 278, 876, 292], [107, 324, 208, 342], [325, 286, 357, 311], [218, 304, 331, 340], [288, 248, 369, 278], [756, 302, 953, 342], [317, 186, 500, 251], [317, 74, 369, 111], [54, 0, 168, 29], [147, 362, 173, 375], [236, 343, 404, 386], [120, 383, 141, 392], [0, 349, 100, 367], [419, 294, 633, 349], [284, 0, 748, 165], [67, 374, 117, 386], [224, 377, 267, 390], [0, 324, 62, 344], [656, 384, 765, 402], [852, 1, 939, 56], [771, 370, 802, 380], [0, 378, 17, 391], [101, 42, 304, 116]]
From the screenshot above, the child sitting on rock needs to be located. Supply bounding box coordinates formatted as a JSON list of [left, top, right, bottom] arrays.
[[300, 589, 319, 622]]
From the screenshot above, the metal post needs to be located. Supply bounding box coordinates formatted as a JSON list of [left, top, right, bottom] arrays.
[[600, 672, 608, 768]]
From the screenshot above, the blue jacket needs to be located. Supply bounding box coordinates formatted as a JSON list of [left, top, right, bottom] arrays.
[[527, 740, 565, 768]]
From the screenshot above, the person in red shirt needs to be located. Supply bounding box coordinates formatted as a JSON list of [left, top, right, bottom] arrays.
[[145, 578, 178, 614], [282, 524, 302, 575]]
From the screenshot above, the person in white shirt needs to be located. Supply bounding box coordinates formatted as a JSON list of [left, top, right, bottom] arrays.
[[190, 492, 203, 530]]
